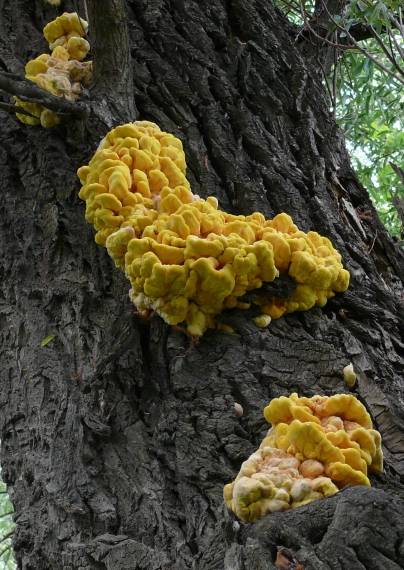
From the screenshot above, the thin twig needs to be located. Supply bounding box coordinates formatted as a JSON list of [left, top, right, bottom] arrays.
[[390, 162, 404, 186], [72, 0, 87, 35], [0, 511, 13, 520], [0, 530, 14, 544], [0, 71, 24, 80], [388, 27, 404, 62], [368, 230, 378, 253], [0, 73, 88, 117], [363, 15, 404, 78], [387, 29, 399, 69], [0, 545, 12, 560], [319, 0, 404, 86], [388, 10, 404, 40], [83, 0, 89, 23], [0, 101, 38, 119], [317, 54, 335, 104], [299, 1, 355, 50], [332, 30, 338, 110]]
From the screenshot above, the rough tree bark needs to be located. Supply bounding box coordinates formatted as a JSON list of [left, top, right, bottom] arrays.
[[0, 1, 403, 569]]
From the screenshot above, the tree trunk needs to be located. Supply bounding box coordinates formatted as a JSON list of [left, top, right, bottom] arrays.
[[0, 1, 403, 569]]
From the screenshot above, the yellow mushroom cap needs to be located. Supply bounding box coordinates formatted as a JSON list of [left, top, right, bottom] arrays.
[[225, 392, 383, 522], [44, 12, 88, 44], [253, 315, 272, 328], [223, 443, 339, 522], [40, 109, 61, 128], [51, 46, 70, 61], [343, 363, 357, 387], [25, 57, 49, 77], [67, 37, 90, 61], [264, 393, 381, 485]]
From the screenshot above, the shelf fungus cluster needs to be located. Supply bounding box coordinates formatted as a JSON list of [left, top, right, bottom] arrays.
[[224, 393, 383, 522], [15, 12, 91, 128], [77, 121, 350, 337]]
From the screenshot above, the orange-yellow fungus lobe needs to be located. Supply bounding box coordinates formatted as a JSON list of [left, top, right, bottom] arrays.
[[77, 122, 350, 336], [15, 13, 91, 128], [224, 392, 382, 522]]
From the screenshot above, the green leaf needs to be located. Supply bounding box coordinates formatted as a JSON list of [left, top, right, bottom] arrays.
[[40, 335, 55, 348], [275, 0, 404, 238]]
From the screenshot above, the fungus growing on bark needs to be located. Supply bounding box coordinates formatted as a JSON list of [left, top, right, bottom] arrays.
[[223, 446, 339, 522], [343, 363, 357, 387], [224, 392, 383, 522], [43, 12, 88, 51], [15, 13, 91, 127], [253, 315, 272, 328], [77, 122, 350, 336]]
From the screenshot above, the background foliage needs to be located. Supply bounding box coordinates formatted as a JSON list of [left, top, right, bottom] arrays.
[[336, 44, 403, 237], [278, 0, 404, 238], [0, 478, 15, 570]]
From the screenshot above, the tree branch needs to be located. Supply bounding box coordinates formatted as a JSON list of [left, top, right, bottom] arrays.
[[0, 73, 89, 117], [298, 0, 404, 84], [310, 0, 403, 40], [297, 0, 350, 73], [0, 545, 12, 561], [0, 530, 14, 544], [388, 26, 404, 63], [299, 0, 404, 80], [338, 17, 404, 42], [0, 511, 13, 520], [86, 0, 136, 124], [390, 163, 404, 234], [319, 0, 404, 86], [0, 101, 38, 118]]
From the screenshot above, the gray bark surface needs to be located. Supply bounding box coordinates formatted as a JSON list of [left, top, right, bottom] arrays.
[[0, 1, 403, 569]]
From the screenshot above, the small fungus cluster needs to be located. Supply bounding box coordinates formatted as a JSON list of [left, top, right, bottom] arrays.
[[224, 393, 383, 522], [15, 12, 91, 128], [77, 122, 350, 336]]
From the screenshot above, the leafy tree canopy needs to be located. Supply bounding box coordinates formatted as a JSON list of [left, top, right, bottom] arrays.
[[277, 0, 404, 238]]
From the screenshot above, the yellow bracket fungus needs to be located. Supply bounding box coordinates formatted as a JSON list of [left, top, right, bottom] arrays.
[[343, 363, 357, 387], [77, 121, 350, 337], [15, 13, 91, 128], [224, 392, 383, 522], [253, 315, 272, 328]]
